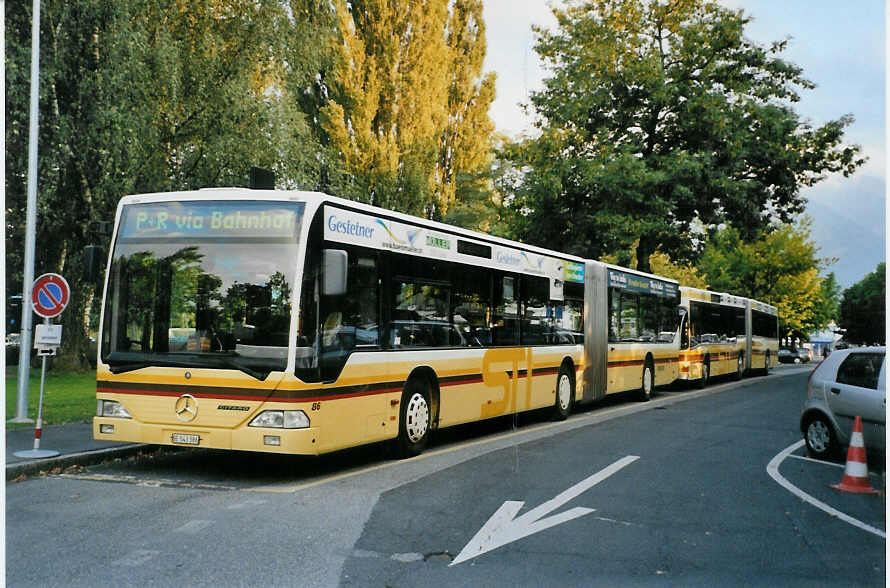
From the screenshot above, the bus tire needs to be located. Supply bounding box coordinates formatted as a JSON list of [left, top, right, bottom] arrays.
[[553, 365, 574, 420], [395, 376, 431, 458], [639, 358, 654, 402], [764, 352, 771, 375], [697, 358, 710, 389], [734, 352, 744, 381]]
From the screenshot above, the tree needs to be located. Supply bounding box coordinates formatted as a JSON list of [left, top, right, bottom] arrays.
[[321, 0, 496, 219], [506, 0, 864, 273], [838, 263, 886, 345], [697, 220, 836, 341], [600, 247, 708, 288], [6, 0, 334, 368]]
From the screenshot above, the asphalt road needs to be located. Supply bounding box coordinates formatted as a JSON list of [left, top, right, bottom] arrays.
[[6, 367, 885, 586]]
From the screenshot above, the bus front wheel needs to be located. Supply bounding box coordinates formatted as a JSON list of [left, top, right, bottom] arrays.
[[395, 377, 431, 458]]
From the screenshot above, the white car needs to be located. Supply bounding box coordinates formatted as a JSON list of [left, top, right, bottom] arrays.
[[799, 346, 885, 459]]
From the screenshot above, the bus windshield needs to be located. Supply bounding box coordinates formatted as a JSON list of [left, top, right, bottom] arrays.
[[101, 200, 305, 379]]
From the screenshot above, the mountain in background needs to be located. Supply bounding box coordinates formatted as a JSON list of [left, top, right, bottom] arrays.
[[805, 173, 885, 288]]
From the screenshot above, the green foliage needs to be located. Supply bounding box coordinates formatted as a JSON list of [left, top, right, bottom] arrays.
[[505, 0, 864, 273], [838, 263, 886, 345], [697, 220, 836, 339], [6, 0, 337, 368]]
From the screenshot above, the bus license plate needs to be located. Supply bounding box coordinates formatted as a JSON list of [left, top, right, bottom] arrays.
[[172, 433, 200, 445]]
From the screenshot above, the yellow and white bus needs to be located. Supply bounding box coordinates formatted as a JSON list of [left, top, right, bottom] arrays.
[[93, 189, 680, 456], [678, 287, 779, 386]]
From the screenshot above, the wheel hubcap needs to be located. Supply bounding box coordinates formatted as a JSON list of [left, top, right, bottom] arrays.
[[405, 392, 430, 443], [807, 421, 830, 452], [643, 367, 652, 394], [558, 374, 571, 410]]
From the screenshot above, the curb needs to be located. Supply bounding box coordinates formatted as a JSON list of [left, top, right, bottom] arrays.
[[6, 444, 150, 480]]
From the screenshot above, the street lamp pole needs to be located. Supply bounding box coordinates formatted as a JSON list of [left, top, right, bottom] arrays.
[[12, 0, 42, 423]]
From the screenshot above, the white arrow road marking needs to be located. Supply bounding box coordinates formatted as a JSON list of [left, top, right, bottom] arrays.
[[451, 455, 640, 566]]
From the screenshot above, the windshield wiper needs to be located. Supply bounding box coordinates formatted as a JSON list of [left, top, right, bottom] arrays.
[[109, 362, 153, 374], [214, 355, 271, 381], [105, 352, 272, 380]]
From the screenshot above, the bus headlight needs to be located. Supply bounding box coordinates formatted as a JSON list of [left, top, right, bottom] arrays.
[[98, 400, 132, 418], [249, 410, 310, 429]]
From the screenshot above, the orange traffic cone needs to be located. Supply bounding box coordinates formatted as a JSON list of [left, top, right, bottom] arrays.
[[831, 416, 880, 494]]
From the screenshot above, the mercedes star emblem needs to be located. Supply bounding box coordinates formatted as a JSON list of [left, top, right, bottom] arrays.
[[175, 394, 198, 422]]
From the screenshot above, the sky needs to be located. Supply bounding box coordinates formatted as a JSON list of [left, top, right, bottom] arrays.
[[481, 0, 886, 288]]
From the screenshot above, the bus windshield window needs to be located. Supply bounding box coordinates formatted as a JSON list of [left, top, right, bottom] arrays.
[[101, 201, 304, 378]]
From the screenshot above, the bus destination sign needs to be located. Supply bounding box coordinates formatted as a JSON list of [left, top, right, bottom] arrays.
[[119, 201, 302, 241], [608, 268, 678, 299]]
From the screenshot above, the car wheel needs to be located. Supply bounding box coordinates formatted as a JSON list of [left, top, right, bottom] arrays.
[[395, 377, 431, 458], [553, 365, 573, 420], [639, 359, 654, 402], [794, 357, 801, 364], [804, 414, 838, 460]]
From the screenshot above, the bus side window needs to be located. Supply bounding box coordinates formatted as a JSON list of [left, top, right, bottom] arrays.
[[318, 248, 379, 381], [492, 275, 519, 345], [452, 265, 491, 347]]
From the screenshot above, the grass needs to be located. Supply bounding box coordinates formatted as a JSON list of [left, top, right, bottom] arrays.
[[5, 367, 97, 428]]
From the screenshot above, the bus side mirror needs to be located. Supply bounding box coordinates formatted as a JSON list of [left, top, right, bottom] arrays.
[[84, 245, 105, 283], [322, 249, 348, 296]]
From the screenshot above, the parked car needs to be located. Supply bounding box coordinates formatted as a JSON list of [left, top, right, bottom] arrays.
[[778, 347, 810, 364], [799, 346, 885, 459]]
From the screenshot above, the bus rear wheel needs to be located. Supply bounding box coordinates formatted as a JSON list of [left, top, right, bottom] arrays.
[[639, 359, 654, 402], [553, 366, 574, 420], [396, 377, 431, 458], [734, 352, 744, 381], [697, 360, 710, 389]]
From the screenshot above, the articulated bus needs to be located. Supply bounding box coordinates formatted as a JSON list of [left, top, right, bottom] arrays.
[[678, 287, 779, 387], [93, 189, 681, 457]]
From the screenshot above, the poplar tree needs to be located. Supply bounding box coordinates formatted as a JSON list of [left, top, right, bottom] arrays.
[[322, 0, 495, 219]]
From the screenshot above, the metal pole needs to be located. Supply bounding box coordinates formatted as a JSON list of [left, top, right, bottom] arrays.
[[14, 318, 59, 459], [12, 0, 41, 423], [33, 353, 48, 450]]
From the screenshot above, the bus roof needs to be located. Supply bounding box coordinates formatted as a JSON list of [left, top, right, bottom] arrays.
[[117, 188, 588, 265], [681, 285, 777, 314]]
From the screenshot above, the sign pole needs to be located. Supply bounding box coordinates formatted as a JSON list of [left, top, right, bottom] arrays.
[[14, 318, 60, 459], [12, 0, 43, 424], [13, 274, 68, 459]]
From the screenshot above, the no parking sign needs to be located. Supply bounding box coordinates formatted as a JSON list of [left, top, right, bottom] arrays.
[[31, 273, 69, 319]]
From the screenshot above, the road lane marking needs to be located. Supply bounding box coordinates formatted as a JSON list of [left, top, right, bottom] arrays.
[[113, 550, 160, 567], [767, 440, 885, 539], [174, 520, 213, 534], [786, 453, 844, 469], [451, 455, 640, 565]]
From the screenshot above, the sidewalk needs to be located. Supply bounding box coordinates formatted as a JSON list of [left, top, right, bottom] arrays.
[[6, 422, 145, 480]]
